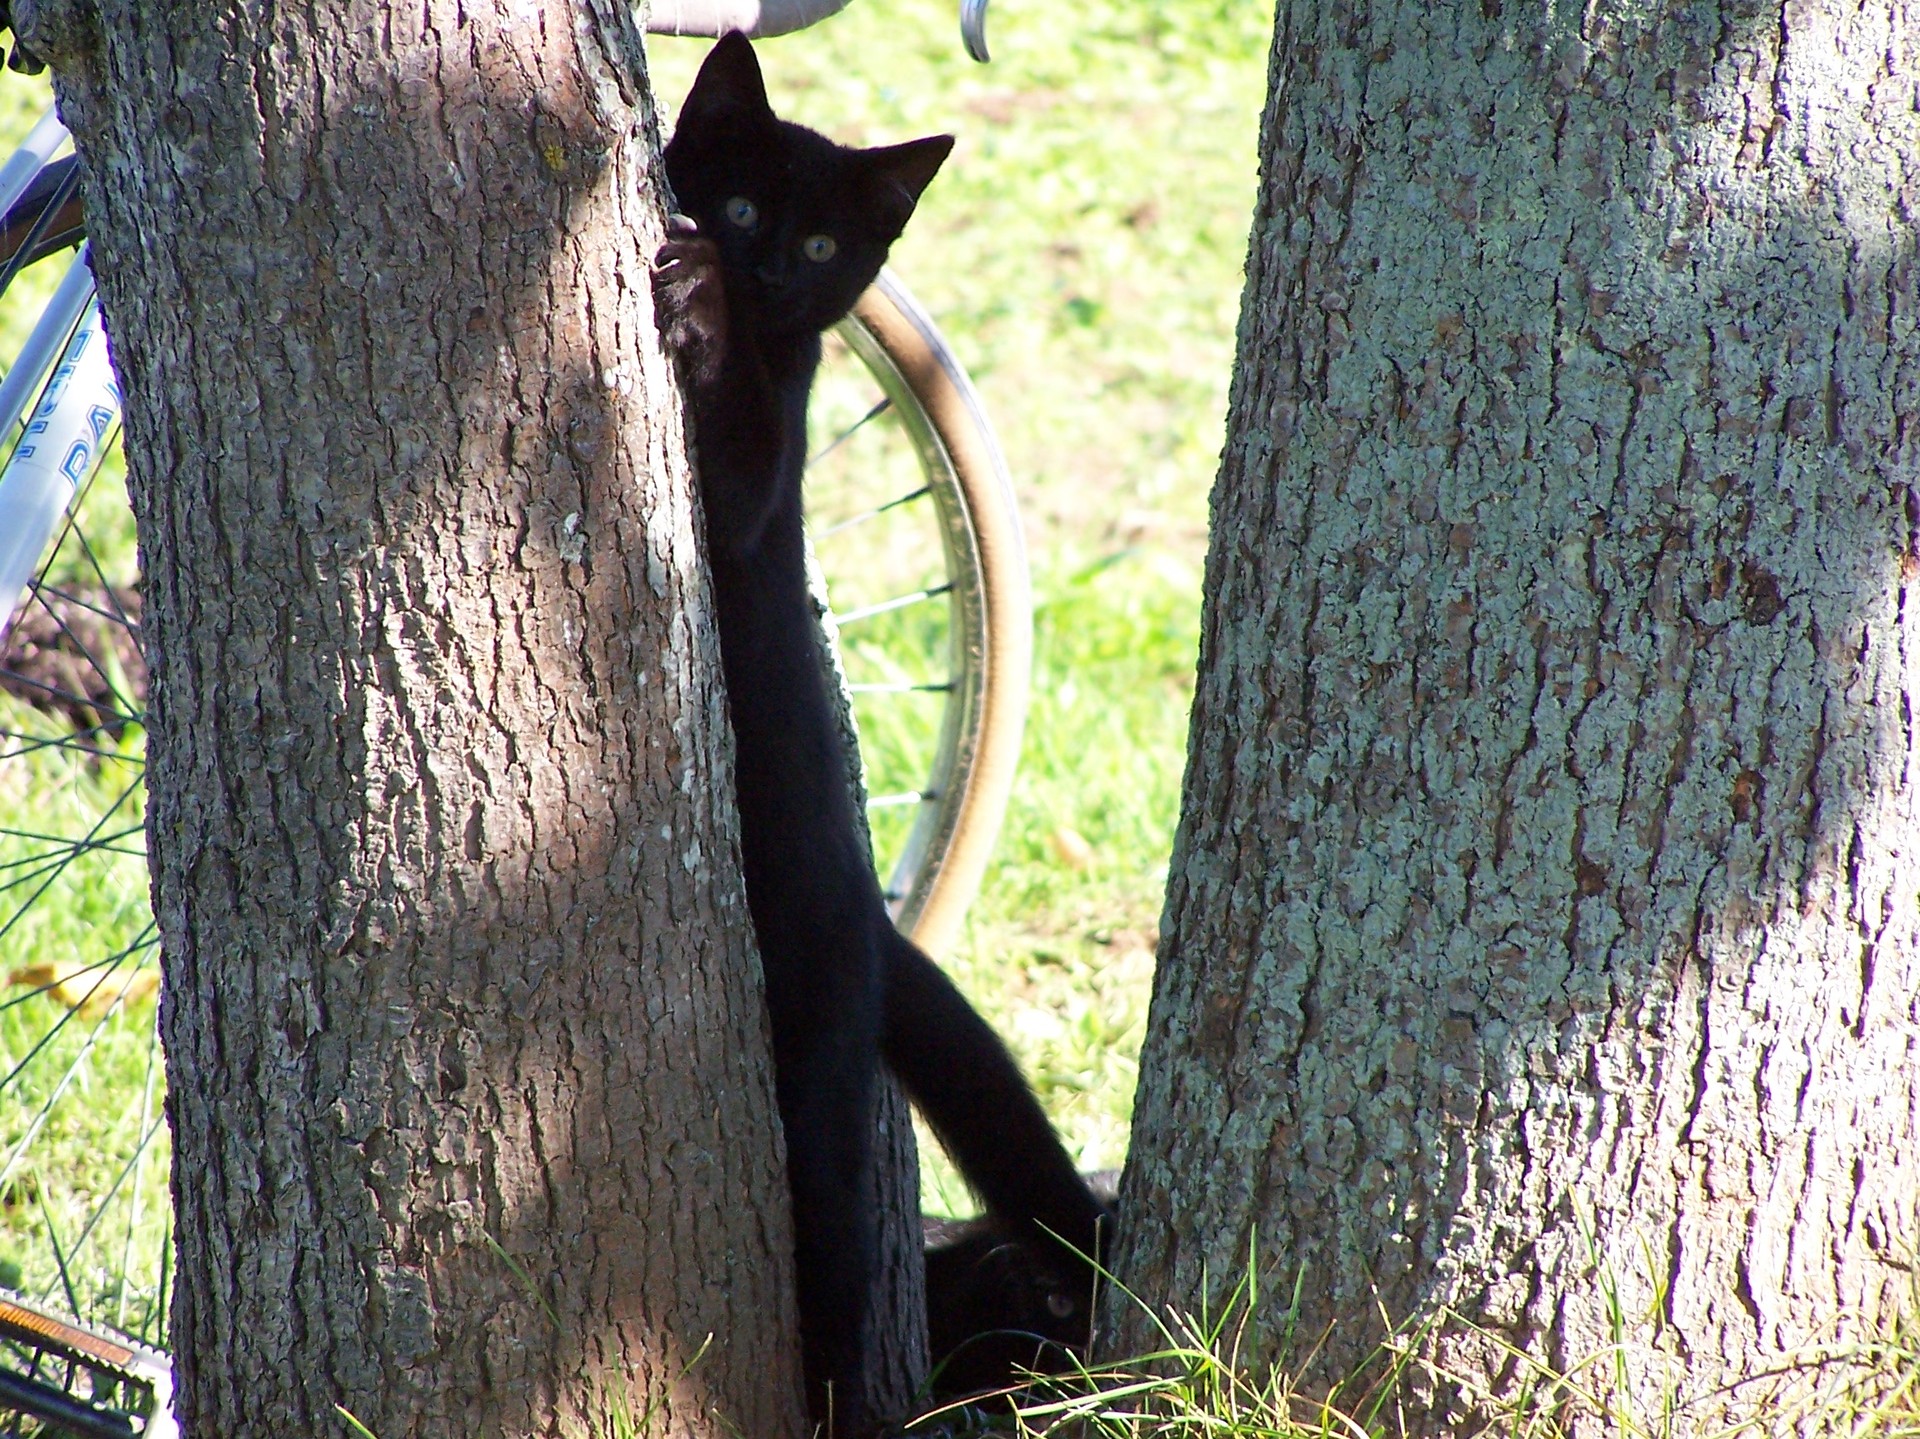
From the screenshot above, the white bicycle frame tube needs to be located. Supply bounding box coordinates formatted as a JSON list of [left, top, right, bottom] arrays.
[[0, 241, 94, 442], [643, 0, 852, 37], [642, 0, 990, 59], [0, 255, 121, 643], [0, 108, 69, 224]]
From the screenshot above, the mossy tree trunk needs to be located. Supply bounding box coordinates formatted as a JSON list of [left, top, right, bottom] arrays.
[[1114, 0, 1919, 1428], [26, 2, 843, 1435]]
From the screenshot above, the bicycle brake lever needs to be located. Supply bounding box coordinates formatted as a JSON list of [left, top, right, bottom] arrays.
[[960, 0, 990, 62]]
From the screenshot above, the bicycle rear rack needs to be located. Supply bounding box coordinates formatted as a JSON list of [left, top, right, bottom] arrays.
[[0, 1293, 174, 1439]]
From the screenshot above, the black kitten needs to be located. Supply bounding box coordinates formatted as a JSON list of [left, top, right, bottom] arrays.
[[926, 1218, 1083, 1402], [653, 33, 1106, 1433], [923, 1171, 1119, 1403]]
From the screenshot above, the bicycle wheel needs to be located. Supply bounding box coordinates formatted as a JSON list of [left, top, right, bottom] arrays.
[[0, 140, 1028, 1411], [0, 148, 169, 1436], [815, 272, 1031, 958]]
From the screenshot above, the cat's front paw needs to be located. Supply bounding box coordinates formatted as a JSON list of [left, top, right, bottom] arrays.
[[653, 215, 728, 387]]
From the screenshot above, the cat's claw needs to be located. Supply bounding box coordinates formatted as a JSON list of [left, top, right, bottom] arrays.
[[653, 229, 728, 386]]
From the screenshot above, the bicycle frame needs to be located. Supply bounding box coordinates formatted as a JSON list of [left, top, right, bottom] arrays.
[[647, 0, 994, 63], [0, 113, 120, 647]]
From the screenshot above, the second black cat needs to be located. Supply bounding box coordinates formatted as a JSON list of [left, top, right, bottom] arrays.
[[652, 32, 1106, 1435], [923, 1171, 1120, 1402]]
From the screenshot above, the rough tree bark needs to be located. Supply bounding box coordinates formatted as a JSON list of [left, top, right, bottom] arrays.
[[1114, 0, 1919, 1430], [23, 2, 840, 1435]]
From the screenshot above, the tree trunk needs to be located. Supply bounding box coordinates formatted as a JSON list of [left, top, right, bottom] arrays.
[[34, 3, 813, 1435], [1114, 0, 1920, 1429]]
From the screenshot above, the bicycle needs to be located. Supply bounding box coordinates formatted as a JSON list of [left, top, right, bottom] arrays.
[[0, 5, 1026, 1428]]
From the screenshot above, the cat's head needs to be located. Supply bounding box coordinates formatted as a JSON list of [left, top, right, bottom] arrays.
[[923, 1215, 1097, 1400], [663, 32, 953, 335]]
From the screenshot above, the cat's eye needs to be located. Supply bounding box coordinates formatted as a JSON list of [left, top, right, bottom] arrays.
[[1045, 1292, 1077, 1319], [802, 234, 838, 263], [724, 196, 758, 229]]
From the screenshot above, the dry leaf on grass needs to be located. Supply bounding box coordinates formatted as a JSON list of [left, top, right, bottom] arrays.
[[8, 962, 159, 1019]]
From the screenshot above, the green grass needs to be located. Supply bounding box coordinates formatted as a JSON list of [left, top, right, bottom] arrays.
[[913, 1243, 1920, 1439]]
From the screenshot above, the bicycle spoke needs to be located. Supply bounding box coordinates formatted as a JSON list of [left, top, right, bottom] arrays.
[[0, 823, 143, 852], [846, 680, 954, 694], [59, 486, 139, 641], [21, 586, 136, 726], [27, 582, 128, 634], [114, 1019, 163, 1335], [0, 666, 137, 730], [805, 395, 891, 469], [0, 927, 155, 1096], [35, 1188, 82, 1324], [816, 483, 933, 538], [0, 773, 141, 947], [0, 944, 151, 1012], [16, 447, 138, 646], [866, 789, 937, 808], [0, 843, 123, 894], [43, 1110, 167, 1309], [0, 841, 148, 905], [0, 723, 144, 763], [832, 581, 953, 627], [153, 1215, 169, 1347]]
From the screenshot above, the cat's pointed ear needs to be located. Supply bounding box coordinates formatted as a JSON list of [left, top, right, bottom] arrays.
[[679, 31, 774, 133], [863, 135, 955, 234]]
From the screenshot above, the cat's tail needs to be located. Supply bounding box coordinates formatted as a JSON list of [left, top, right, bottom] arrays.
[[878, 924, 1107, 1264]]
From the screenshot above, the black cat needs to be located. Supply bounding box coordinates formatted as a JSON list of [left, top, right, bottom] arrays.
[[922, 1171, 1119, 1403], [652, 33, 1106, 1433]]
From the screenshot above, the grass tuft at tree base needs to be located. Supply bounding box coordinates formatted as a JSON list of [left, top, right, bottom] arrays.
[[906, 1237, 1920, 1437], [911, 1242, 1920, 1439]]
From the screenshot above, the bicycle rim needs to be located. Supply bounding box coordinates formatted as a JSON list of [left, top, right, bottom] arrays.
[[816, 271, 1030, 957]]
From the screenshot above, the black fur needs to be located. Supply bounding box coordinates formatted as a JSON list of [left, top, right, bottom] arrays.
[[653, 33, 1106, 1433], [922, 1172, 1118, 1402]]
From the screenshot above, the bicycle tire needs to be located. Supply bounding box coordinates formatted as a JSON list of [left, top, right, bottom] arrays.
[[834, 273, 1030, 957], [0, 122, 1029, 1419]]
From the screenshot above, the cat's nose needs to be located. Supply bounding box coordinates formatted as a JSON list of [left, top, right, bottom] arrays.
[[754, 263, 788, 289]]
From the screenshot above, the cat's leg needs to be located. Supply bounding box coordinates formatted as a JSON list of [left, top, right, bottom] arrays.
[[767, 935, 884, 1434], [879, 926, 1108, 1268], [651, 221, 790, 554]]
